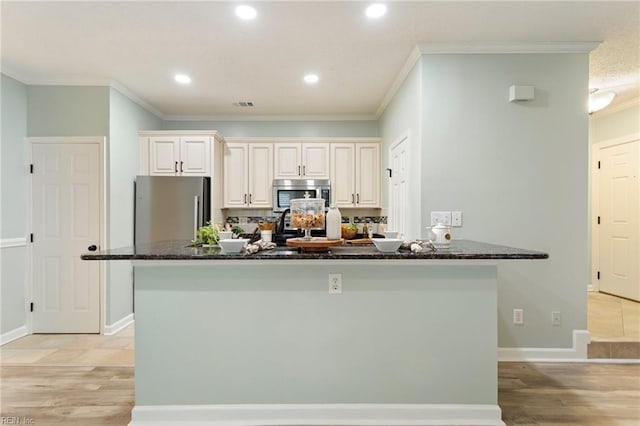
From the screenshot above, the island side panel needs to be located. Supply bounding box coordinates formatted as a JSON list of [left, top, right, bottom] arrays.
[[134, 263, 498, 405]]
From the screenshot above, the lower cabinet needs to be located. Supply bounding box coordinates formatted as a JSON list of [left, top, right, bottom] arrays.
[[223, 142, 273, 208]]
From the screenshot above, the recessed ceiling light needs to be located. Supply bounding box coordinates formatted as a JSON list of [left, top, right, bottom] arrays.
[[174, 74, 191, 85], [236, 5, 257, 20], [366, 3, 387, 19], [304, 74, 319, 84]]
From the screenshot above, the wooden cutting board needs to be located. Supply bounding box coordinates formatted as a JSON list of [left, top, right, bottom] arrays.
[[345, 238, 373, 245], [286, 237, 344, 251]]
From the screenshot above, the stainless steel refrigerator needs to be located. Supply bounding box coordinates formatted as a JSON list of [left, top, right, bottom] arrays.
[[134, 176, 211, 244]]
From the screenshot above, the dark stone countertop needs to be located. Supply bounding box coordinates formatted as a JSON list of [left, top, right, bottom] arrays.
[[81, 239, 548, 261]]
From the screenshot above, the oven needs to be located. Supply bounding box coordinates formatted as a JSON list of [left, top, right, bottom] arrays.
[[272, 179, 331, 213]]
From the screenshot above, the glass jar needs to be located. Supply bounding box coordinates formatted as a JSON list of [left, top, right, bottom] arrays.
[[289, 196, 325, 240]]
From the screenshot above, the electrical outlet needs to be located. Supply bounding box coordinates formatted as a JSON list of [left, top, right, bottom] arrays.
[[552, 311, 561, 326], [513, 308, 524, 325], [328, 273, 342, 294], [430, 211, 452, 226], [452, 211, 463, 227]]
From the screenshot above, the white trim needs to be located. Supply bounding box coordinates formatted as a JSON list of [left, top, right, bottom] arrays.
[[498, 330, 590, 362], [0, 325, 28, 346], [417, 42, 600, 54], [162, 114, 377, 122], [0, 238, 27, 249], [109, 81, 164, 119], [223, 136, 381, 144], [376, 46, 422, 118], [129, 403, 505, 426], [104, 314, 134, 335], [590, 97, 640, 119]]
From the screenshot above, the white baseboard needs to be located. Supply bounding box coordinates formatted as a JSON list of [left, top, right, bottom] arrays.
[[104, 313, 134, 335], [0, 325, 28, 345], [498, 330, 590, 362], [129, 403, 505, 426]]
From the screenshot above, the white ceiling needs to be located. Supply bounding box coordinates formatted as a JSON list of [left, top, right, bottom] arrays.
[[2, 1, 638, 119]]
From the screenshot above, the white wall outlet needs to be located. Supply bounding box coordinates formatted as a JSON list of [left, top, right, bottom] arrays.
[[430, 211, 451, 226], [552, 311, 561, 326], [328, 273, 342, 294], [452, 211, 462, 227], [513, 308, 524, 325]]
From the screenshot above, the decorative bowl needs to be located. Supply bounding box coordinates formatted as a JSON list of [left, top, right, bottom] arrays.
[[382, 231, 399, 239], [341, 226, 358, 240], [218, 231, 233, 240], [371, 238, 403, 253], [218, 238, 249, 254]]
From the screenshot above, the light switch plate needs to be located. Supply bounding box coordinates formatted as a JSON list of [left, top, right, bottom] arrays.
[[430, 211, 451, 226], [452, 211, 462, 227]]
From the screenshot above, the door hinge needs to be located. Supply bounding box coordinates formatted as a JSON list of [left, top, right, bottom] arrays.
[[597, 216, 600, 225], [30, 233, 34, 243], [598, 161, 601, 169], [30, 164, 34, 174], [30, 302, 34, 312], [386, 168, 392, 178], [597, 271, 600, 280]]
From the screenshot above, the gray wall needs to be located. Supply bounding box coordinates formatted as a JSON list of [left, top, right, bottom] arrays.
[[27, 85, 109, 136], [418, 53, 589, 348], [163, 119, 378, 137], [107, 88, 162, 324], [1, 74, 28, 334], [590, 103, 640, 144]]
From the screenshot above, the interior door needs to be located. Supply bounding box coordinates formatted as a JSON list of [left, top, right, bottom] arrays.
[[31, 142, 101, 332], [599, 140, 639, 301], [389, 136, 410, 238]]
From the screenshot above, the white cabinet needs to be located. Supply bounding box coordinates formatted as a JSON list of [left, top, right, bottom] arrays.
[[330, 143, 380, 208], [223, 142, 273, 208], [274, 143, 329, 179], [149, 136, 211, 176]]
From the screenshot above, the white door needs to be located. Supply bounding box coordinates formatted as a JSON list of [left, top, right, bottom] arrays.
[[223, 143, 249, 207], [389, 135, 410, 237], [330, 144, 355, 207], [355, 143, 380, 207], [302, 143, 330, 179], [248, 143, 274, 207], [274, 143, 302, 179], [31, 142, 101, 332], [180, 136, 211, 176], [149, 137, 179, 175], [599, 140, 639, 301]]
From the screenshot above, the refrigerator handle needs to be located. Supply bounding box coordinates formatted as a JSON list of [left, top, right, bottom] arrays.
[[194, 196, 199, 238]]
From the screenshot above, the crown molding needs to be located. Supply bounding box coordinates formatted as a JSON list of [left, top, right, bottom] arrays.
[[375, 46, 422, 118], [109, 81, 165, 119], [162, 114, 377, 122], [417, 41, 601, 54], [590, 96, 640, 119]]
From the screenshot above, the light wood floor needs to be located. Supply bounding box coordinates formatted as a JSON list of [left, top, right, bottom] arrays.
[[588, 291, 640, 342], [2, 325, 639, 425]]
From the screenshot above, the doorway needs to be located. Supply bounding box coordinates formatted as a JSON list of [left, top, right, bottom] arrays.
[[388, 132, 410, 238], [28, 137, 105, 333]]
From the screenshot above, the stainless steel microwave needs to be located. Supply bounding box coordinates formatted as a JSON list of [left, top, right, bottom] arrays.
[[272, 179, 330, 213]]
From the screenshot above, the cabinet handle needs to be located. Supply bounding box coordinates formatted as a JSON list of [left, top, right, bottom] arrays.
[[298, 165, 301, 176], [303, 165, 306, 176], [175, 161, 178, 173], [249, 193, 252, 204], [351, 194, 355, 203], [357, 193, 360, 204], [180, 161, 184, 173], [244, 194, 247, 204]]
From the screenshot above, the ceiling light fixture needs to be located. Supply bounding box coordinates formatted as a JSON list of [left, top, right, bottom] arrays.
[[588, 89, 616, 114], [304, 74, 319, 84], [366, 3, 387, 19], [174, 74, 192, 85], [236, 5, 257, 20]]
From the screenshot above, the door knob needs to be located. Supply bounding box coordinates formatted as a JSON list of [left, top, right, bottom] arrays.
[[88, 245, 97, 251]]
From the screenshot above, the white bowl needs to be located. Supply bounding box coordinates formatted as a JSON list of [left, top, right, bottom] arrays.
[[382, 231, 399, 239], [218, 238, 249, 253], [218, 231, 233, 240], [371, 238, 403, 253]]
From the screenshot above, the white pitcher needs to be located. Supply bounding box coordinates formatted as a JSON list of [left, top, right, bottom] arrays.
[[425, 223, 452, 247]]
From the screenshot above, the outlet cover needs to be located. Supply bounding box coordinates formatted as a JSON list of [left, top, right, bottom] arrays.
[[430, 211, 451, 226]]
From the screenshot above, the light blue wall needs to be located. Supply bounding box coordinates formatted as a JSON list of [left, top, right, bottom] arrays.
[[418, 53, 589, 348], [590, 103, 640, 143], [163, 119, 378, 137], [106, 88, 163, 325], [27, 85, 109, 137], [1, 74, 28, 334]]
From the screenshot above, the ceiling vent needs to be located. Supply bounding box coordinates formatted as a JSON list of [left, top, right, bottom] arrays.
[[233, 101, 254, 107]]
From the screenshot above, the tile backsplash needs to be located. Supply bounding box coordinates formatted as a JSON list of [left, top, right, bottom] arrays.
[[222, 208, 386, 230]]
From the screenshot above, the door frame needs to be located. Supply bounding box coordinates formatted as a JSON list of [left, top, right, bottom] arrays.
[[590, 132, 640, 292], [26, 136, 108, 334], [387, 130, 411, 238]]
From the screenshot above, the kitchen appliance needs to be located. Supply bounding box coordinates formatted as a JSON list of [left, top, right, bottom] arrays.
[[134, 176, 210, 244], [272, 179, 330, 213]]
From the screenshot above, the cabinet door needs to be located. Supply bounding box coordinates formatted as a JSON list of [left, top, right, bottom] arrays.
[[180, 136, 211, 176], [248, 143, 274, 207], [302, 143, 330, 179], [330, 144, 356, 207], [149, 137, 179, 175], [274, 143, 302, 179], [223, 143, 248, 207], [355, 143, 380, 207]]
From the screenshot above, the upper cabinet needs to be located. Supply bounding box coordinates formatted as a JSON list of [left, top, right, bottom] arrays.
[[274, 143, 329, 179], [148, 136, 211, 176], [330, 142, 380, 208], [223, 142, 273, 208]]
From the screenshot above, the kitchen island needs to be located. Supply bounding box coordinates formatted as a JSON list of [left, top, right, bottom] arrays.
[[83, 240, 547, 426]]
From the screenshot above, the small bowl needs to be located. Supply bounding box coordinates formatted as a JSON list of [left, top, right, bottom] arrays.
[[218, 231, 233, 240], [218, 238, 249, 253], [341, 227, 358, 240], [371, 238, 403, 253], [382, 231, 399, 239]]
